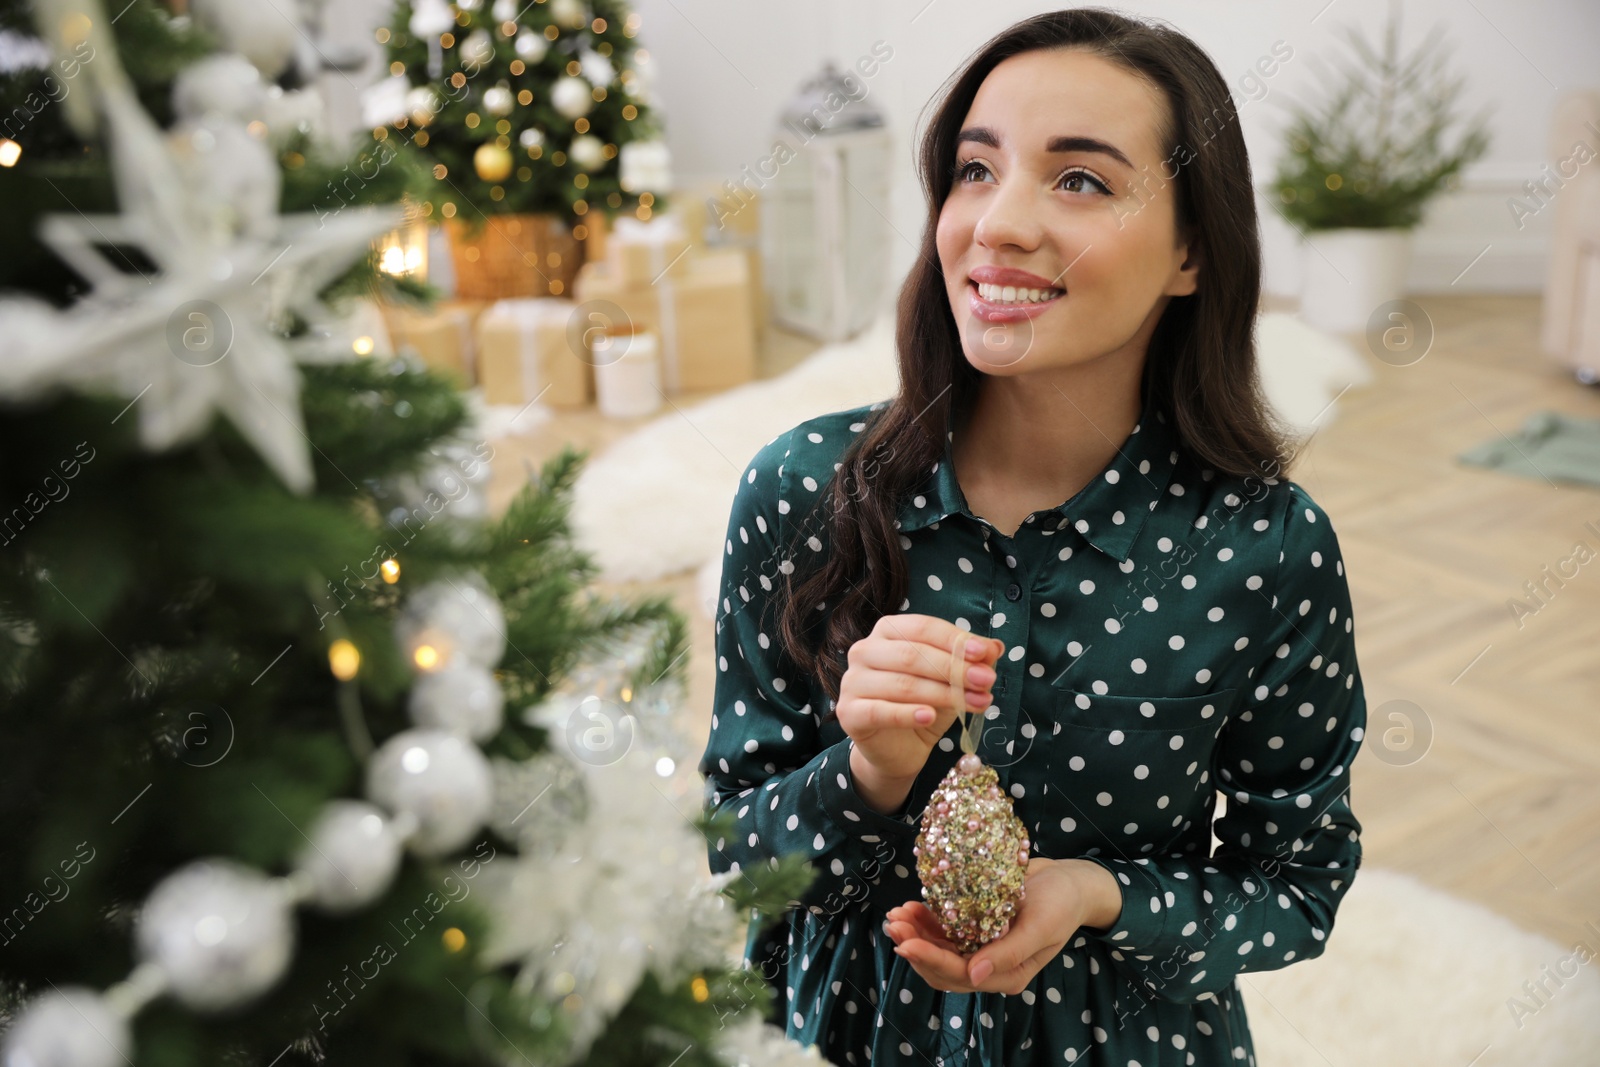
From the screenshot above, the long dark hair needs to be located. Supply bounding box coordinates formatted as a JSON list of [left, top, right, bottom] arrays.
[[778, 8, 1295, 716]]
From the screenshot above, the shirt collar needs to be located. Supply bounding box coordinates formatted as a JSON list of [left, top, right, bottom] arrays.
[[894, 386, 1180, 563]]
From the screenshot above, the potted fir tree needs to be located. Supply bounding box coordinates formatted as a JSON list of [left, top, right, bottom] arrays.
[[1272, 4, 1491, 332]]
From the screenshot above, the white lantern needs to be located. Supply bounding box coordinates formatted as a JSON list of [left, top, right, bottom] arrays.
[[763, 60, 891, 343]]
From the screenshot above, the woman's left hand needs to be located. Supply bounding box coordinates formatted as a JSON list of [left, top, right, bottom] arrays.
[[884, 857, 1100, 995]]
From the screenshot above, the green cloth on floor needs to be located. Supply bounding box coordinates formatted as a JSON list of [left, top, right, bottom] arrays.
[[1458, 409, 1600, 487]]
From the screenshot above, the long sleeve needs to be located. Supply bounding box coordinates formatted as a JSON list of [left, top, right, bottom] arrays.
[[1077, 483, 1366, 1004], [697, 428, 923, 918]]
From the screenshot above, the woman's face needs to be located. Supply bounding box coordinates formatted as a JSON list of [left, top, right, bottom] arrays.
[[935, 47, 1200, 375]]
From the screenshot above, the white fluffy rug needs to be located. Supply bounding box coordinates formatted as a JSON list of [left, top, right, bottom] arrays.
[[557, 308, 1372, 604], [1239, 865, 1600, 1066]]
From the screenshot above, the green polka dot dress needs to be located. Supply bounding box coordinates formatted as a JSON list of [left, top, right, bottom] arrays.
[[697, 386, 1366, 1066]]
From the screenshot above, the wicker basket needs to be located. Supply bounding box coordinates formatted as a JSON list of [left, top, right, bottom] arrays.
[[445, 213, 590, 302]]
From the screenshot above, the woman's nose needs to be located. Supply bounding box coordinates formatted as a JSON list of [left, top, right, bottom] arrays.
[[972, 172, 1044, 251]]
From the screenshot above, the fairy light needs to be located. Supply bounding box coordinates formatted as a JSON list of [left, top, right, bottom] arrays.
[[352, 335, 375, 356], [329, 639, 361, 680], [441, 927, 466, 952], [0, 140, 20, 167], [380, 558, 400, 583]]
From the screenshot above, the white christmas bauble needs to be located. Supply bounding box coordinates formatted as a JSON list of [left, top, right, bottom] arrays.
[[551, 75, 594, 120], [168, 117, 282, 245], [578, 46, 614, 89], [483, 83, 515, 117], [492, 0, 518, 21], [409, 659, 505, 741], [395, 573, 507, 671], [189, 0, 300, 80], [568, 134, 605, 172], [514, 30, 548, 63], [406, 87, 441, 128], [409, 0, 455, 38], [135, 859, 294, 1012], [460, 29, 495, 69], [549, 0, 589, 30], [0, 987, 131, 1067], [366, 729, 493, 856], [619, 139, 672, 193], [518, 127, 545, 151], [457, 0, 483, 9], [260, 86, 329, 151], [171, 54, 266, 125], [294, 800, 403, 912]]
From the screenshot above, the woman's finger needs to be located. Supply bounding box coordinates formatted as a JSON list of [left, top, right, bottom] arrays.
[[972, 938, 1061, 992], [897, 903, 966, 953], [894, 936, 972, 990], [844, 665, 993, 714], [853, 633, 1002, 687]]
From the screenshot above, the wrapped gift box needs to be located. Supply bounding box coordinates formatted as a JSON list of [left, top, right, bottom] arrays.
[[607, 214, 693, 287], [476, 298, 592, 409], [575, 246, 756, 395], [670, 183, 765, 334], [675, 180, 760, 245], [380, 300, 487, 386]]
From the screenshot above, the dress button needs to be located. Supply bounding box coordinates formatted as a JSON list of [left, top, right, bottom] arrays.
[[1006, 583, 1021, 601]]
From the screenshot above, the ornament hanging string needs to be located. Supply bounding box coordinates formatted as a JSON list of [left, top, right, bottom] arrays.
[[950, 631, 980, 756]]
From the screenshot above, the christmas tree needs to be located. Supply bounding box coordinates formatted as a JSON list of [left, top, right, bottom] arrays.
[[366, 0, 674, 232], [0, 1, 816, 1064]]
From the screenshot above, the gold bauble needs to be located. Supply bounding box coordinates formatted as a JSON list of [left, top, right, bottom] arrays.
[[914, 753, 1031, 954], [474, 141, 513, 183]]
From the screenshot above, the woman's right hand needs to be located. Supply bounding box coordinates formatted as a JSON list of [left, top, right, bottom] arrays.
[[837, 614, 1003, 785]]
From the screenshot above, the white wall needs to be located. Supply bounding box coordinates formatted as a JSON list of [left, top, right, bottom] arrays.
[[327, 0, 1600, 297], [616, 0, 1600, 299]]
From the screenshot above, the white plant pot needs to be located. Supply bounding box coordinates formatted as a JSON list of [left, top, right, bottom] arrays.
[[1297, 227, 1414, 333]]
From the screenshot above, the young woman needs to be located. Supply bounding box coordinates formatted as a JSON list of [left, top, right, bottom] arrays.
[[698, 9, 1366, 1064]]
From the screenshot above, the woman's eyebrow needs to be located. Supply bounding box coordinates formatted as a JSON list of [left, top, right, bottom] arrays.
[[955, 126, 1134, 170]]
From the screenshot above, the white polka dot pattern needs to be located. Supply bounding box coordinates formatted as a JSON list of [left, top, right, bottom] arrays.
[[696, 396, 1366, 1067]]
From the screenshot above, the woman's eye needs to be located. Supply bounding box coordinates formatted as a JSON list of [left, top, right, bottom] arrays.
[[1060, 169, 1111, 195], [953, 160, 1110, 196], [955, 160, 988, 183]]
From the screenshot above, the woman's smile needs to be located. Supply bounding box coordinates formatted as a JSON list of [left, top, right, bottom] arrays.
[[966, 277, 1066, 322]]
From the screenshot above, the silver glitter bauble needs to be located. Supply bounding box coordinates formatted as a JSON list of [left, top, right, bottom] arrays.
[[395, 572, 507, 671], [294, 800, 403, 913], [409, 658, 505, 741], [366, 729, 493, 857], [135, 859, 294, 1012], [0, 987, 131, 1067]]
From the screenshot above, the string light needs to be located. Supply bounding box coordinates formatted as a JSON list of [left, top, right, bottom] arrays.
[[441, 927, 467, 952], [380, 558, 400, 583], [329, 639, 361, 681], [352, 336, 375, 356]]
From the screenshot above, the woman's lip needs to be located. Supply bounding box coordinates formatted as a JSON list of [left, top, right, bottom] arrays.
[[967, 279, 1064, 323]]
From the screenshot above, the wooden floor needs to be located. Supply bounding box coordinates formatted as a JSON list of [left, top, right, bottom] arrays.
[[486, 294, 1600, 951]]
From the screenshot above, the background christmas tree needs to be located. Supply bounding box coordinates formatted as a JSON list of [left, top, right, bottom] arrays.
[[368, 0, 674, 233], [0, 1, 815, 1063]]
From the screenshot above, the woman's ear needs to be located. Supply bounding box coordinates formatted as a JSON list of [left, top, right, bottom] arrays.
[[1168, 232, 1201, 297]]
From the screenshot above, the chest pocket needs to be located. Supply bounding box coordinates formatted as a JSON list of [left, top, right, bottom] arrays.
[[1024, 686, 1241, 852]]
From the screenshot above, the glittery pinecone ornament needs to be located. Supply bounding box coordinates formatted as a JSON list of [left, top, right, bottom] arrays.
[[912, 633, 1031, 954]]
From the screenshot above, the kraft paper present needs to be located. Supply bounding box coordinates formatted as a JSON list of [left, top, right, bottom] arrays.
[[575, 247, 756, 395], [674, 180, 761, 246], [608, 214, 693, 287], [476, 298, 592, 409], [380, 300, 487, 386]]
